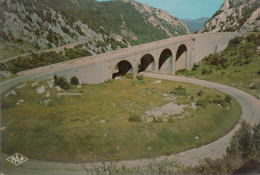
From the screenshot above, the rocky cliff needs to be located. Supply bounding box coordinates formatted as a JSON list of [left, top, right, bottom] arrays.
[[0, 0, 190, 58], [201, 0, 260, 32]]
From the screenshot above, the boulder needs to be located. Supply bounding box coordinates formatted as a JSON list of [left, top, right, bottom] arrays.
[[154, 80, 162, 84], [47, 80, 54, 88], [37, 86, 46, 94], [16, 99, 24, 105], [32, 82, 39, 87]]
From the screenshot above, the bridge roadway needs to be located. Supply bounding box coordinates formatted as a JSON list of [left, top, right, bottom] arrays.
[[1, 72, 260, 175]]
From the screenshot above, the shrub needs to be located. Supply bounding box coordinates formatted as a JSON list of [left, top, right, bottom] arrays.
[[54, 76, 71, 90], [225, 95, 232, 104], [153, 117, 164, 123], [1, 100, 14, 109], [170, 85, 187, 96], [136, 75, 144, 81], [197, 90, 204, 96], [70, 76, 79, 85], [168, 116, 175, 123], [257, 70, 260, 75], [176, 69, 187, 75], [250, 84, 257, 90], [196, 100, 206, 107], [202, 68, 208, 75], [192, 64, 199, 71], [190, 120, 260, 175], [228, 36, 244, 47], [125, 73, 133, 79], [128, 115, 142, 122]]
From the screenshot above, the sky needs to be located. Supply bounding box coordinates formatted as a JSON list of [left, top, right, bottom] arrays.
[[96, 0, 224, 19]]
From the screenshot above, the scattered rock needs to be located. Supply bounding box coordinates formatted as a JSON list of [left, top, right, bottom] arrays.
[[154, 80, 162, 84], [162, 94, 169, 97], [145, 103, 187, 122], [37, 86, 46, 94], [248, 83, 255, 88], [56, 86, 62, 91], [104, 134, 107, 137], [47, 80, 54, 88], [18, 99, 24, 103], [46, 91, 50, 97], [11, 90, 17, 95], [40, 99, 52, 106], [116, 147, 120, 150], [1, 126, 7, 131], [159, 103, 186, 116], [195, 136, 199, 140], [32, 82, 39, 87], [77, 85, 82, 89], [191, 102, 197, 110], [100, 120, 106, 123], [115, 77, 121, 80]]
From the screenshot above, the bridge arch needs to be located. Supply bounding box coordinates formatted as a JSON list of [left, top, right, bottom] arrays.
[[176, 44, 188, 71], [159, 48, 173, 74], [138, 54, 155, 73], [112, 60, 133, 79]]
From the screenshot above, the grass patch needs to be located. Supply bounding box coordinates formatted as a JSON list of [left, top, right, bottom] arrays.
[[177, 33, 260, 98], [1, 77, 241, 162]]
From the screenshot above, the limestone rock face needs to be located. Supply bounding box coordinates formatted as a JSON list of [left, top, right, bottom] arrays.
[[0, 0, 190, 57], [201, 0, 260, 32], [121, 0, 190, 37]]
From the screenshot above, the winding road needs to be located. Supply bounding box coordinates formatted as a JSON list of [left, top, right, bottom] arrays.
[[1, 72, 260, 175]]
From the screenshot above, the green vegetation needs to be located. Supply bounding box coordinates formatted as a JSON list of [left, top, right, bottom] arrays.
[[2, 0, 188, 58], [70, 76, 79, 85], [169, 85, 187, 96], [54, 75, 71, 90], [136, 74, 144, 81], [177, 33, 260, 98], [125, 73, 134, 79], [1, 77, 241, 162], [0, 47, 92, 74], [176, 120, 260, 175], [128, 114, 142, 122]]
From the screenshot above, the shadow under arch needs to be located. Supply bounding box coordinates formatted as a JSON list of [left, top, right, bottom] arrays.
[[112, 60, 133, 79], [138, 54, 155, 73], [159, 49, 173, 74]]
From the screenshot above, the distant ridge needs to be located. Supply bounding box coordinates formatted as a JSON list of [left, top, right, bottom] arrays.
[[182, 17, 210, 33]]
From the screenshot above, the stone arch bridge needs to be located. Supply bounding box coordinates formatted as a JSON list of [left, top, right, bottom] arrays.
[[7, 32, 238, 88]]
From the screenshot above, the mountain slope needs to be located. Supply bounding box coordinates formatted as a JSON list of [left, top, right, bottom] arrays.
[[0, 0, 190, 59], [201, 0, 260, 32], [182, 17, 209, 33]]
